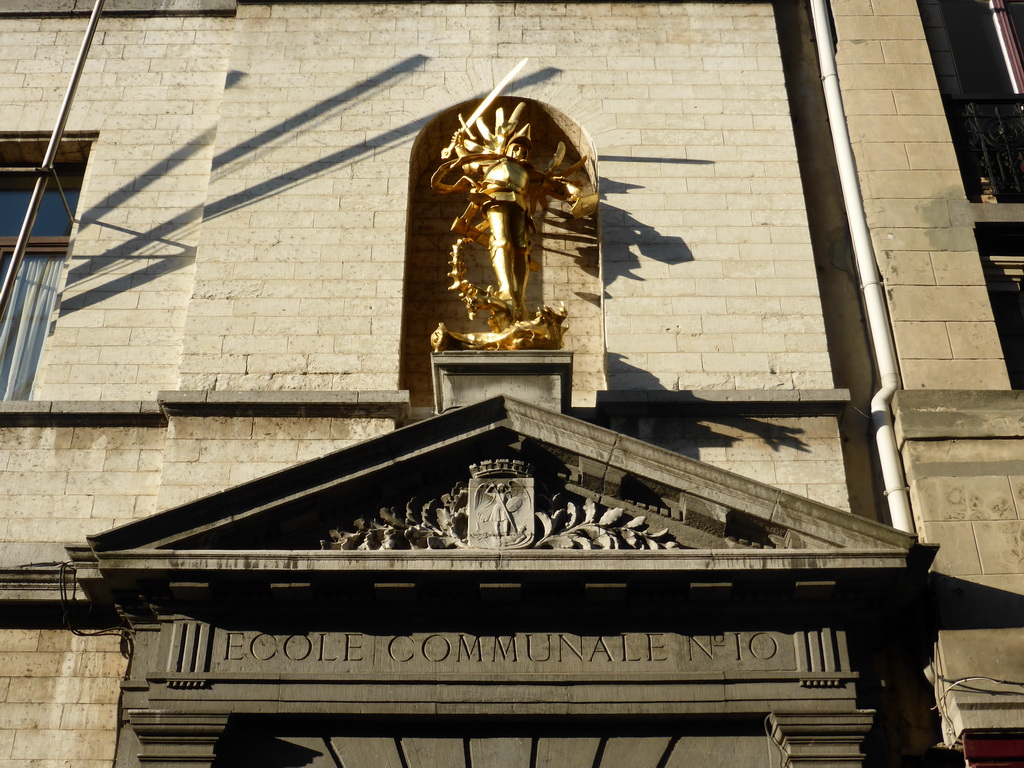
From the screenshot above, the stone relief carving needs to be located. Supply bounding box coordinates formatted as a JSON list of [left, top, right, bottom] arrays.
[[322, 460, 680, 551]]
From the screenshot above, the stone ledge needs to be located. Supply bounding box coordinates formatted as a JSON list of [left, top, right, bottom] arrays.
[[894, 389, 1024, 441], [0, 0, 235, 16], [0, 400, 165, 427], [158, 390, 410, 420], [597, 389, 851, 417], [0, 392, 410, 425]]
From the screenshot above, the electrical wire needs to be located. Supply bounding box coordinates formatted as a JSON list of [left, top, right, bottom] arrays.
[[58, 561, 132, 642], [933, 674, 1024, 745], [764, 714, 786, 768]]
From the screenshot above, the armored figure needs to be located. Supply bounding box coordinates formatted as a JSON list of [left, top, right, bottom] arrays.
[[430, 102, 590, 351]]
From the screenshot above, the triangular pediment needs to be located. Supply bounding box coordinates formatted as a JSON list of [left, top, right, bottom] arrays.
[[85, 396, 914, 556]]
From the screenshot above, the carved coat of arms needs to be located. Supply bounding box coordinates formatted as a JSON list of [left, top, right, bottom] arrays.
[[467, 461, 535, 548], [322, 459, 679, 551]]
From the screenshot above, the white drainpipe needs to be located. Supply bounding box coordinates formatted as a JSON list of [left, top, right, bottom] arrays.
[[807, 0, 915, 533]]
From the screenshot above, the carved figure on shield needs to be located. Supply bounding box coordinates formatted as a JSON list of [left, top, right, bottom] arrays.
[[467, 472, 535, 549]]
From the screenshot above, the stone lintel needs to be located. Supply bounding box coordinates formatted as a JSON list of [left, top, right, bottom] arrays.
[[597, 389, 851, 417], [431, 351, 573, 413], [894, 389, 1024, 441]]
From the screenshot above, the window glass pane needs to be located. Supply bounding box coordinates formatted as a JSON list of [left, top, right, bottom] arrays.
[[0, 172, 82, 237], [939, 0, 1014, 93], [1008, 2, 1024, 74], [0, 253, 63, 400]]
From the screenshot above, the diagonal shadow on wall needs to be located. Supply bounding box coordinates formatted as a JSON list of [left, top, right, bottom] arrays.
[[60, 56, 434, 314]]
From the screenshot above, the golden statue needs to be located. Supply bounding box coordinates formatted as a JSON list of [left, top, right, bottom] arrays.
[[430, 98, 592, 352]]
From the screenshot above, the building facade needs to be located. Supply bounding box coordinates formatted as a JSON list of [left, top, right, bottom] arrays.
[[0, 0, 1022, 765]]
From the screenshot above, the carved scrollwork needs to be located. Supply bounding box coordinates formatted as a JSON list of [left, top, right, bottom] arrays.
[[322, 482, 679, 551]]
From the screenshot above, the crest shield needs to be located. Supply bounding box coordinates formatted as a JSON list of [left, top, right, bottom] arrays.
[[467, 465, 535, 549]]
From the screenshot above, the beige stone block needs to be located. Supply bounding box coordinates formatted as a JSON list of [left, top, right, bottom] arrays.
[[863, 197, 952, 229], [900, 358, 1009, 389], [892, 321, 952, 359], [937, 628, 1024, 685], [11, 727, 115, 762], [919, 521, 983, 574], [907, 438, 1024, 467], [903, 142, 959, 171], [893, 89, 947, 117], [946, 322, 1005, 360], [59, 702, 117, 731], [881, 40, 936, 65], [0, 702, 59, 730], [854, 141, 909, 171], [0, 630, 39, 652], [877, 250, 935, 285], [975, 521, 1024, 574], [930, 251, 985, 285], [914, 475, 1016, 522], [831, 0, 875, 16], [837, 39, 884, 63], [837, 63, 938, 92], [886, 285, 993, 322], [885, 226, 979, 259], [861, 168, 965, 198]]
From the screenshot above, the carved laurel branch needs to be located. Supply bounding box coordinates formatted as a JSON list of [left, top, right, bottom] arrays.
[[323, 484, 679, 551]]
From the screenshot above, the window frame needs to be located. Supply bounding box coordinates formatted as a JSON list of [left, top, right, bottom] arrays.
[[993, 0, 1024, 92]]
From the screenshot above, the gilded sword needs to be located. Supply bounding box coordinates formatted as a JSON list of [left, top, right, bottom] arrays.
[[440, 58, 529, 159]]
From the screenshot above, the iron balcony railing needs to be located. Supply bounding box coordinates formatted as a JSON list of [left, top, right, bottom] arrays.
[[947, 95, 1024, 201]]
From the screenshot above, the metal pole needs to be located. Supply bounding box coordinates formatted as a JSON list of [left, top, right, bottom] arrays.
[[0, 0, 106, 326]]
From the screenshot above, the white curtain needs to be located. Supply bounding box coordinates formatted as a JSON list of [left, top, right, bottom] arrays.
[[0, 254, 62, 400]]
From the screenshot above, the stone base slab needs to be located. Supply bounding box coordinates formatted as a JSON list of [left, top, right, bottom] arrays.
[[431, 351, 573, 413]]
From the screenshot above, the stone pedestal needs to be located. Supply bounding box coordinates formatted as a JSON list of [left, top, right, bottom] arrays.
[[431, 351, 573, 413]]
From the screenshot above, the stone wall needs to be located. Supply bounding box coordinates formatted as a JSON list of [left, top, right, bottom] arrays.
[[831, 0, 1008, 389], [2, 12, 234, 401], [166, 1, 832, 400], [895, 391, 1024, 740], [157, 412, 398, 508], [0, 630, 121, 767], [0, 421, 165, 543], [606, 413, 850, 510]]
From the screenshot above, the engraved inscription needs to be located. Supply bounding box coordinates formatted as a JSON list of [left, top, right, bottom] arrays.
[[209, 630, 796, 675]]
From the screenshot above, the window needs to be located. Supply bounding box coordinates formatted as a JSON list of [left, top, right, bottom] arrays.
[[936, 0, 1024, 198], [977, 226, 1024, 387], [0, 165, 83, 399], [938, 0, 1024, 94]]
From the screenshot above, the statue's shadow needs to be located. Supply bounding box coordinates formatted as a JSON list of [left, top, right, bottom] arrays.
[[599, 178, 694, 283]]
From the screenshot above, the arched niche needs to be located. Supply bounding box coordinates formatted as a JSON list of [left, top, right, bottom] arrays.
[[400, 98, 603, 410]]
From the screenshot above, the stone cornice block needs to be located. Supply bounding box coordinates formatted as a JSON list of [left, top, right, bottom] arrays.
[[158, 390, 411, 421], [894, 389, 1024, 441], [0, 400, 165, 427]]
